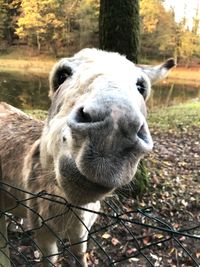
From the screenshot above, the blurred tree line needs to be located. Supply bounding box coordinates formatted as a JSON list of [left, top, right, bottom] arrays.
[[0, 0, 199, 63]]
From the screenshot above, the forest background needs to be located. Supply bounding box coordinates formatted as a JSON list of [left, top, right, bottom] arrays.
[[0, 0, 200, 64]]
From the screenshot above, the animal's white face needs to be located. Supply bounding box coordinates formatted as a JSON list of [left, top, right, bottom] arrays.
[[40, 48, 175, 204]]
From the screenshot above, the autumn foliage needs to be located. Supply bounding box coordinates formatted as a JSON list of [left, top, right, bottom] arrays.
[[0, 0, 199, 61]]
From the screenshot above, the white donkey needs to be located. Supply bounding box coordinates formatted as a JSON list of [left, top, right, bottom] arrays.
[[0, 48, 175, 266]]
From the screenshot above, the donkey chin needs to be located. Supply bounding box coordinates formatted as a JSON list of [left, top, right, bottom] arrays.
[[57, 133, 152, 205]]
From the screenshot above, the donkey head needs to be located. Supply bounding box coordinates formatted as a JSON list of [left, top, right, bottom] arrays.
[[40, 49, 175, 204]]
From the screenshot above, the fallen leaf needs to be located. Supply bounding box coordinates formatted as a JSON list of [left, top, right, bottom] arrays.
[[111, 237, 120, 246], [102, 232, 110, 239]]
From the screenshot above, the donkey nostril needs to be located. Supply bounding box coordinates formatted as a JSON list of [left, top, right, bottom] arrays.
[[137, 123, 148, 143], [136, 122, 153, 152], [76, 107, 92, 123], [68, 105, 108, 131]]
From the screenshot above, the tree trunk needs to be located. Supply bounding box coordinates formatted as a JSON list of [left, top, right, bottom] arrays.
[[99, 0, 140, 63], [99, 1, 149, 198], [50, 40, 58, 58], [36, 33, 41, 54]]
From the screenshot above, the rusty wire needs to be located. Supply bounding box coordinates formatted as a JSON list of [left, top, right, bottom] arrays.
[[0, 181, 199, 267]]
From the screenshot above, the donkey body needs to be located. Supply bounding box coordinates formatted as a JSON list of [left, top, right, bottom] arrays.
[[0, 49, 175, 266]]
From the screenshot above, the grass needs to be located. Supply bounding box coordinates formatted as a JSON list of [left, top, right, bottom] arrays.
[[25, 101, 200, 129], [149, 101, 200, 129], [23, 109, 48, 120]]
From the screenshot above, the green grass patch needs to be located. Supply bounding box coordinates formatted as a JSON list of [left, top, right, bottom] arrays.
[[149, 101, 200, 129], [25, 101, 200, 128], [24, 109, 48, 120]]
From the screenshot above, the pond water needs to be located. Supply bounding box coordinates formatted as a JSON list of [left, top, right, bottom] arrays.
[[0, 71, 199, 111], [0, 71, 50, 110]]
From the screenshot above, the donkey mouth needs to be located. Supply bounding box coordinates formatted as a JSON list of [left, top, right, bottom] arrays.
[[59, 155, 113, 194]]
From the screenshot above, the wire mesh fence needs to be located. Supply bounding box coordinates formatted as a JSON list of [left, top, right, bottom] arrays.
[[0, 180, 200, 267]]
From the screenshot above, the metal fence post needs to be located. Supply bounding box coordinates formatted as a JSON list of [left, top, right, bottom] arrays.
[[0, 158, 11, 267]]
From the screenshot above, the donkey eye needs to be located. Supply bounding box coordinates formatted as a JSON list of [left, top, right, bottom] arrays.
[[136, 78, 147, 99], [58, 72, 69, 85], [52, 65, 73, 92], [57, 66, 72, 85]]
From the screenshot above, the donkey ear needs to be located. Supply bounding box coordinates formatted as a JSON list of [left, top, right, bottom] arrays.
[[137, 58, 176, 85], [49, 59, 73, 99]]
